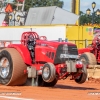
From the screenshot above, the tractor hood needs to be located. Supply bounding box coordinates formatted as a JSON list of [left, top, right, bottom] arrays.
[[36, 39, 76, 48]]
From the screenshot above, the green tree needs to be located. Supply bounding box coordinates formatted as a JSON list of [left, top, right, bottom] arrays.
[[0, 1, 2, 8], [79, 11, 92, 25], [13, 0, 64, 11], [79, 11, 100, 25]]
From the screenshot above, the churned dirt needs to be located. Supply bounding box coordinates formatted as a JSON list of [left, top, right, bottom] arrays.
[[0, 77, 100, 100]]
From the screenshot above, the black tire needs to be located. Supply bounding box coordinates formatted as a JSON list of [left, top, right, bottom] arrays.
[[0, 48, 27, 86], [43, 78, 58, 87], [0, 50, 13, 85], [24, 75, 58, 87], [38, 75, 57, 87], [75, 64, 87, 84], [79, 52, 97, 66], [42, 63, 56, 83]]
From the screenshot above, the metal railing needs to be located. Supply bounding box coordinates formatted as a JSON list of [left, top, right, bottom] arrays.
[[69, 40, 93, 48]]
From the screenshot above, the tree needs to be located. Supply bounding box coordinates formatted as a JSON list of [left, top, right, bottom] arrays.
[[79, 14, 92, 25], [13, 0, 64, 11], [79, 11, 100, 25]]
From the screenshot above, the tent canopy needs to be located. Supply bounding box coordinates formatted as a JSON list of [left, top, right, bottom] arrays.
[[25, 6, 79, 25]]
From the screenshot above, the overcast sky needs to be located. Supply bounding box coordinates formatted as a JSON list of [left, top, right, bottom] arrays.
[[62, 0, 100, 13]]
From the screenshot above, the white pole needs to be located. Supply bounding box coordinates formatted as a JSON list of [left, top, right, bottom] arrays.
[[22, 0, 25, 11], [16, 1, 19, 10]]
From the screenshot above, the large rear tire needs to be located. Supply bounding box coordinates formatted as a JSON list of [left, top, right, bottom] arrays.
[[0, 48, 27, 86], [79, 52, 97, 66]]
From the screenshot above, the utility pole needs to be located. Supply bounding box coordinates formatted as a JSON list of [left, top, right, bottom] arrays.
[[16, 0, 25, 11], [71, 0, 80, 25], [16, 1, 19, 10], [22, 0, 25, 11]]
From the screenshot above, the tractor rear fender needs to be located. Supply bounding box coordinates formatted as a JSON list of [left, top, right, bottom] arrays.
[[78, 48, 92, 55], [8, 44, 32, 65]]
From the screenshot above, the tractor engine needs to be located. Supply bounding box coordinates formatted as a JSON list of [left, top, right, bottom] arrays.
[[54, 44, 78, 64]]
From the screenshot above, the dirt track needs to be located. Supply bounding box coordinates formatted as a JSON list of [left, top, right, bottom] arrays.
[[0, 78, 100, 100]]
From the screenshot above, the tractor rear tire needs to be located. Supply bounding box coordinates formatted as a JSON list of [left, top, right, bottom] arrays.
[[42, 63, 56, 83], [0, 48, 27, 86], [75, 64, 87, 84], [79, 52, 97, 66]]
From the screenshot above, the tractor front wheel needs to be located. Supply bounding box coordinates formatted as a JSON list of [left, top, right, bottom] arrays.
[[37, 75, 58, 87], [75, 65, 87, 84], [42, 63, 56, 83]]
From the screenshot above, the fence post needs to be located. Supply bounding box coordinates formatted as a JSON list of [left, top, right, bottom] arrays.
[[65, 38, 68, 42], [75, 40, 76, 44], [58, 38, 62, 42], [85, 39, 88, 48]]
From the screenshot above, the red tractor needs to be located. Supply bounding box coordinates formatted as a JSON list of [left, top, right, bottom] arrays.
[[0, 31, 87, 87], [78, 32, 100, 68]]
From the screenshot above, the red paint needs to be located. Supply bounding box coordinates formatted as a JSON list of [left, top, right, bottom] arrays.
[[78, 48, 92, 55], [5, 4, 13, 13], [7, 31, 85, 81], [24, 69, 28, 74], [8, 44, 32, 65], [75, 63, 83, 68], [78, 32, 100, 64], [17, 0, 24, 2]]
